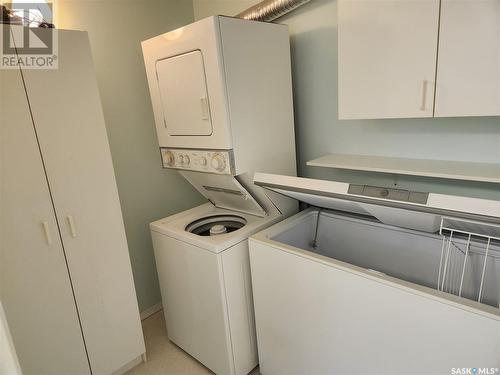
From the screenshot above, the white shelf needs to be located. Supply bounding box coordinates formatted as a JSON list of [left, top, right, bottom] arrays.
[[306, 154, 500, 184]]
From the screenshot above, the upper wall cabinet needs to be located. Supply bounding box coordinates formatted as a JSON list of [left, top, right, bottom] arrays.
[[338, 0, 440, 120], [338, 0, 500, 120], [435, 0, 500, 117]]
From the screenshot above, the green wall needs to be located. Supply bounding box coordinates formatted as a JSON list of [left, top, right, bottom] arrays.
[[194, 0, 500, 201], [59, 0, 205, 313]]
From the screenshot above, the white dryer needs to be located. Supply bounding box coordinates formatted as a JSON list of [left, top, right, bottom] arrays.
[[142, 15, 297, 216]]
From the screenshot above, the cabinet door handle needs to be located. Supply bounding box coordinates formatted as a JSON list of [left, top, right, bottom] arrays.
[[42, 221, 53, 245], [67, 215, 77, 238], [420, 80, 428, 111], [200, 97, 210, 120]]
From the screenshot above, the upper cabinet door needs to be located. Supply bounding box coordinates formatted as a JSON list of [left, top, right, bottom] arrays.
[[338, 0, 440, 120], [156, 50, 213, 136], [0, 66, 90, 375], [15, 29, 145, 374], [435, 0, 500, 117]]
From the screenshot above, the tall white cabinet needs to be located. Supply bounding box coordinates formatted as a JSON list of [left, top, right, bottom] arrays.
[[0, 28, 145, 374], [1, 47, 91, 375]]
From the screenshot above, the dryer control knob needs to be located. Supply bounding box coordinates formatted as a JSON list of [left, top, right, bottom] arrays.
[[211, 154, 226, 172], [163, 150, 175, 167]]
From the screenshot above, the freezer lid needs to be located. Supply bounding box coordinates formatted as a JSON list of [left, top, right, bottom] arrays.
[[254, 173, 500, 232], [181, 171, 267, 217]]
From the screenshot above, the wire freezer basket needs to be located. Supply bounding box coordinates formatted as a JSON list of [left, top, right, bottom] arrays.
[[438, 217, 500, 307]]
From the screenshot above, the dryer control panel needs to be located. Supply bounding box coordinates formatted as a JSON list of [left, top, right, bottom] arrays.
[[160, 148, 235, 175]]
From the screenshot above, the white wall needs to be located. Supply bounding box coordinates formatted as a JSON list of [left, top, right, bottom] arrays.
[[194, 0, 500, 200], [58, 0, 205, 312]]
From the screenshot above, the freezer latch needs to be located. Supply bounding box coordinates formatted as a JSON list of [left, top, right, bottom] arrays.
[[348, 184, 428, 204]]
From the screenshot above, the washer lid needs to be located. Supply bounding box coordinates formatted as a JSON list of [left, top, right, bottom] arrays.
[[181, 171, 267, 217], [254, 173, 500, 232]]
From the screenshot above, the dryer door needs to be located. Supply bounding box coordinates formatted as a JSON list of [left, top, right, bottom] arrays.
[[156, 50, 213, 136]]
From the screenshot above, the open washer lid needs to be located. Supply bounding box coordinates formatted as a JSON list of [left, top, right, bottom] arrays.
[[254, 173, 500, 232], [181, 171, 267, 217]]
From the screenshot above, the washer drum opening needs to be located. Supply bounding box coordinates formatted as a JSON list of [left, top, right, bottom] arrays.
[[186, 215, 247, 236]]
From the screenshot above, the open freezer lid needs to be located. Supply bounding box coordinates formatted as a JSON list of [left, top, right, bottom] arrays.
[[254, 173, 500, 232], [181, 171, 267, 217]]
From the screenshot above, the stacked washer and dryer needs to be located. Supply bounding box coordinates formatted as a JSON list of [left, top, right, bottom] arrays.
[[142, 16, 296, 375]]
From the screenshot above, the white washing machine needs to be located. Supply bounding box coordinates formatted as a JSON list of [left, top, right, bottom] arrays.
[[150, 203, 282, 375], [142, 15, 297, 375]]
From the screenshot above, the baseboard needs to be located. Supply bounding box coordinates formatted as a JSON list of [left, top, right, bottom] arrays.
[[140, 303, 163, 321]]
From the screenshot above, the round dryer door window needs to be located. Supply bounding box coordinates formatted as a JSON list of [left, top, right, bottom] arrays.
[[186, 215, 247, 236]]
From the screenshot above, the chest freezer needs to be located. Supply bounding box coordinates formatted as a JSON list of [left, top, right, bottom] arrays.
[[249, 173, 500, 375]]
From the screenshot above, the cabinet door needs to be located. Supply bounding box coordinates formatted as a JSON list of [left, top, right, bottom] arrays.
[[338, 0, 440, 119], [14, 30, 145, 374], [0, 67, 90, 374], [156, 50, 213, 136], [435, 0, 500, 117]]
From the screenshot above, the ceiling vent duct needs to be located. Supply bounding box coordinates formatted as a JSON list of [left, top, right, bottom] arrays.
[[236, 0, 312, 22]]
